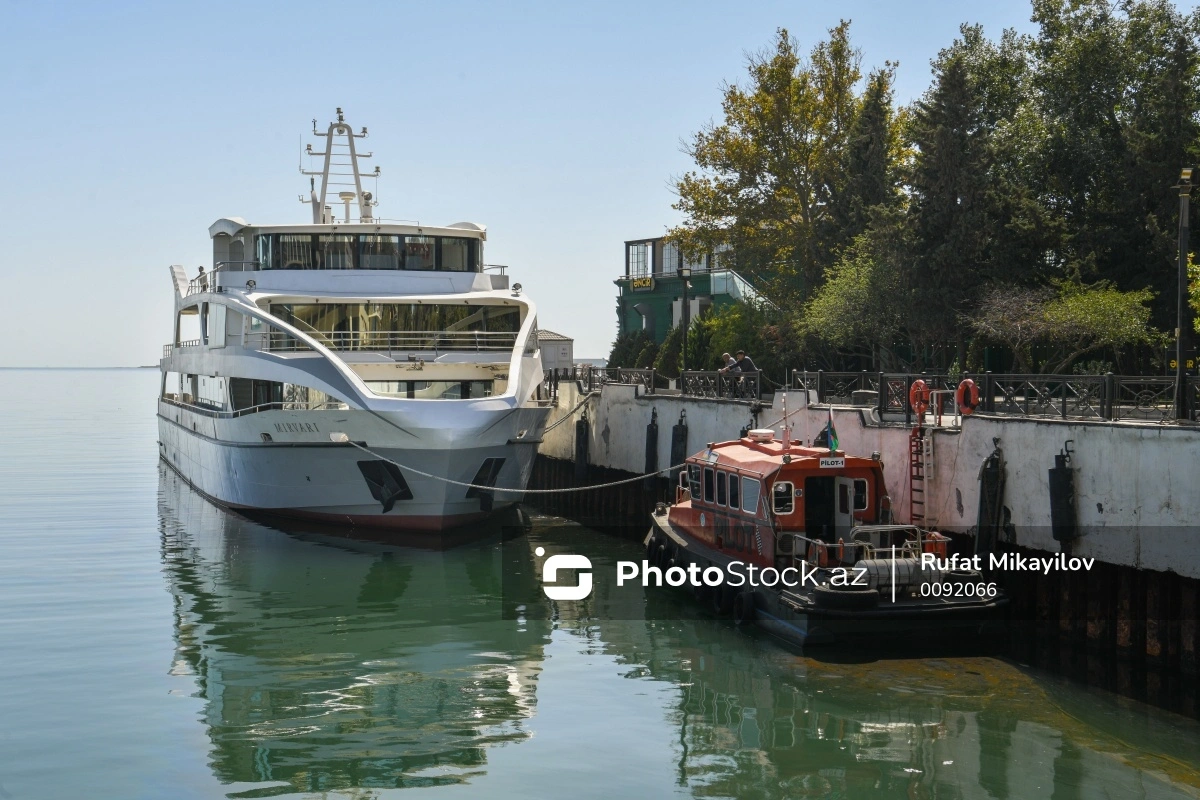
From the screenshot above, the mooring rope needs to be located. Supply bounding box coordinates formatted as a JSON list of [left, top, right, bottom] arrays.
[[346, 440, 687, 495], [541, 390, 597, 433]]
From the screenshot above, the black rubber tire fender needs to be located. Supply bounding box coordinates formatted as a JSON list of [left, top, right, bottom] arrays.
[[712, 584, 736, 616], [733, 591, 756, 625]]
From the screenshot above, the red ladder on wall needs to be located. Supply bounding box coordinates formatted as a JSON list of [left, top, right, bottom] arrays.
[[909, 426, 925, 526]]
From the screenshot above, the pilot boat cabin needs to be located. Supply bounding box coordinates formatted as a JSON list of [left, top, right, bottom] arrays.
[[669, 429, 891, 570]]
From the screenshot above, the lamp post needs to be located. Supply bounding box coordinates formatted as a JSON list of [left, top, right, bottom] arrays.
[[679, 266, 692, 373], [1175, 167, 1194, 421]]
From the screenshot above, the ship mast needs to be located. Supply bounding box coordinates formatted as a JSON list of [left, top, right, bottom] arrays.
[[300, 107, 380, 224]]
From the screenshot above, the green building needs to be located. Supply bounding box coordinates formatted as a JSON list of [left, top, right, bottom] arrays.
[[614, 236, 767, 343]]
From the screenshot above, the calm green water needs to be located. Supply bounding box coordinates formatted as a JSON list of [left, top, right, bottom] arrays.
[[2, 368, 1199, 799]]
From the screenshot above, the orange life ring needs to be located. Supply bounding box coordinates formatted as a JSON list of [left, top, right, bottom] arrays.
[[956, 378, 980, 416], [909, 379, 930, 415]]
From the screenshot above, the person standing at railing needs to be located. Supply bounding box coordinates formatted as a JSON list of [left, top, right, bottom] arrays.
[[734, 350, 758, 398], [718, 353, 741, 375], [197, 265, 208, 291]]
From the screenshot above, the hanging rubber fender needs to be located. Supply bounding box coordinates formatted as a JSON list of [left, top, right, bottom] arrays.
[[909, 379, 931, 415], [956, 378, 980, 416], [645, 535, 659, 563], [733, 591, 756, 625], [712, 584, 736, 616]]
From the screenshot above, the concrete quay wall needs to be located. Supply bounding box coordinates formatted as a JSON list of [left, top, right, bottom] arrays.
[[540, 382, 1200, 580]]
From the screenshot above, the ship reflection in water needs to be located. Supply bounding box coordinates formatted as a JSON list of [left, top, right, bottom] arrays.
[[159, 465, 1200, 799]]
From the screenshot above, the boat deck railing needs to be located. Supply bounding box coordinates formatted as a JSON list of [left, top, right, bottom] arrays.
[[267, 329, 518, 355], [160, 395, 348, 419]]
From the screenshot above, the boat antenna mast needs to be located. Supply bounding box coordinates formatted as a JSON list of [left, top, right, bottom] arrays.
[[299, 107, 380, 224]]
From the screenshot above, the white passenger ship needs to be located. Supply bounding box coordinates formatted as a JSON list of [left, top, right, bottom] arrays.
[[158, 109, 550, 531]]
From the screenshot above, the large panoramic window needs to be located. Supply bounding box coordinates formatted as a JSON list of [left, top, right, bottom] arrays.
[[365, 380, 493, 400], [270, 303, 522, 352]]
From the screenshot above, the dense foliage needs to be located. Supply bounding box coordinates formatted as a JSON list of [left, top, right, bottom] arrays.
[[635, 1, 1200, 375]]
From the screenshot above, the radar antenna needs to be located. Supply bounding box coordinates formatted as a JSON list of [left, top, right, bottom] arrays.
[[299, 107, 381, 223]]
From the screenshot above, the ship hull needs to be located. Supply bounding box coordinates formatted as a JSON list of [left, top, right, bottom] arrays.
[[157, 400, 549, 532]]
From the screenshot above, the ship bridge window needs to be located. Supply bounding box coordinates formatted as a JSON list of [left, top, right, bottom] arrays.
[[687, 464, 701, 499], [772, 481, 794, 515], [255, 234, 479, 272], [716, 471, 727, 506], [742, 476, 761, 514], [317, 234, 357, 269], [702, 467, 715, 503], [854, 479, 868, 511], [728, 473, 740, 510]]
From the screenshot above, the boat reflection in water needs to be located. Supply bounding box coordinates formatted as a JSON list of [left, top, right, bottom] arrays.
[[158, 464, 549, 792], [160, 467, 1200, 798]]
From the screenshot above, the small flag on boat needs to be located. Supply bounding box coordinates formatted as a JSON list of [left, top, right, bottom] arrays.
[[823, 406, 839, 452]]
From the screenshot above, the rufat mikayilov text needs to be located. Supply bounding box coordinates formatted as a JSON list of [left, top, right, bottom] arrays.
[[922, 553, 1096, 574]]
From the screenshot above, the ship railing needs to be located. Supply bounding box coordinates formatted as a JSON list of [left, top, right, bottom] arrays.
[[161, 394, 348, 418], [266, 329, 519, 355], [184, 261, 262, 295], [679, 370, 761, 400], [162, 339, 203, 357]]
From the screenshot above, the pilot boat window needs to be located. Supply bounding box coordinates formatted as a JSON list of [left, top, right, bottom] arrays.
[[741, 476, 760, 515], [772, 481, 794, 514], [839, 482, 851, 515], [687, 465, 701, 499], [854, 478, 868, 511], [702, 467, 715, 503], [716, 471, 727, 506], [728, 473, 740, 510]]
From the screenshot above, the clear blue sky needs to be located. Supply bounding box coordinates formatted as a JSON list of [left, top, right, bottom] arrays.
[[0, 0, 1043, 366]]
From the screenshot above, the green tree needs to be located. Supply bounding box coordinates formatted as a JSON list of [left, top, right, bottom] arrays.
[[970, 281, 1166, 372], [607, 330, 654, 368], [801, 207, 910, 368], [829, 64, 906, 249], [1030, 0, 1200, 324], [669, 23, 876, 304], [653, 324, 683, 377], [907, 53, 993, 350]]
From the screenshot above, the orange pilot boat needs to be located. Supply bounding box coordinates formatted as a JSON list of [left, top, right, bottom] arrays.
[[645, 427, 1007, 646]]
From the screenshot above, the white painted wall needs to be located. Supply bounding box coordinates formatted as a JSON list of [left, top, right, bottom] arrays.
[[542, 383, 1200, 578]]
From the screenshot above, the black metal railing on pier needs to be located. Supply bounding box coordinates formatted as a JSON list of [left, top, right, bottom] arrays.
[[540, 366, 658, 401], [678, 370, 761, 400], [791, 369, 1200, 423]]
